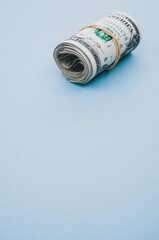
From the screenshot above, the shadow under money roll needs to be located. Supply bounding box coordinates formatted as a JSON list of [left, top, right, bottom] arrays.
[[53, 11, 141, 85]]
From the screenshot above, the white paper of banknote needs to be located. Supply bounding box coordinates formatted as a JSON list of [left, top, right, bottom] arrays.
[[53, 11, 141, 84]]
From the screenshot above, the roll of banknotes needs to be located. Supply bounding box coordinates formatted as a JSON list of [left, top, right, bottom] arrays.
[[53, 11, 141, 84]]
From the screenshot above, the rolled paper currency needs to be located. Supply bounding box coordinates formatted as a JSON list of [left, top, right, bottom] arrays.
[[53, 11, 141, 85]]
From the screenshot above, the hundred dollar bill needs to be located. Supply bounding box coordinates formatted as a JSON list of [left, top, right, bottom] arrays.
[[53, 11, 141, 84]]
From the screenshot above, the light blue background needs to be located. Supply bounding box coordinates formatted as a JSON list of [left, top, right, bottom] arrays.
[[0, 0, 159, 239]]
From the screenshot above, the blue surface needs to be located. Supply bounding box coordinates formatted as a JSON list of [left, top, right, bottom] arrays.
[[0, 0, 159, 239]]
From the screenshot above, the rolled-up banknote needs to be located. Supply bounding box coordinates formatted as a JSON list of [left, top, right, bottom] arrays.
[[53, 11, 141, 84]]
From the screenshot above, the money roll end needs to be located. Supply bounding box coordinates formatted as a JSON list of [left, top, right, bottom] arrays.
[[53, 42, 94, 84]]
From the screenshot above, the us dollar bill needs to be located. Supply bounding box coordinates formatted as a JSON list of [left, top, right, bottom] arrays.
[[53, 11, 141, 84]]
